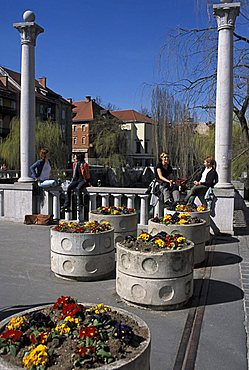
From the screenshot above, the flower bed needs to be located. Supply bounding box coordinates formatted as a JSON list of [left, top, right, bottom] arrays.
[[53, 220, 112, 233], [148, 213, 206, 266], [95, 206, 135, 215], [50, 221, 115, 281], [116, 232, 194, 310], [89, 207, 137, 246], [163, 206, 211, 243], [165, 203, 207, 212], [0, 296, 151, 370], [151, 212, 202, 226], [124, 231, 190, 252]]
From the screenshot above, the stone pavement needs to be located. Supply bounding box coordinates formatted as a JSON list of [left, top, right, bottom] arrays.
[[0, 209, 249, 370]]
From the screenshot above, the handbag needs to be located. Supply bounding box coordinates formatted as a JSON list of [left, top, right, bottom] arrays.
[[24, 214, 53, 225]]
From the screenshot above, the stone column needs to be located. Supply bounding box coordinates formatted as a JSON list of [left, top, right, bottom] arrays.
[[14, 11, 44, 182], [214, 1, 240, 188], [212, 1, 240, 233]]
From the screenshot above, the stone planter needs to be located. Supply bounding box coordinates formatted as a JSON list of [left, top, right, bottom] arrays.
[[164, 209, 210, 243], [89, 211, 137, 245], [0, 304, 151, 370], [116, 241, 194, 310], [50, 227, 115, 280], [148, 219, 206, 266]]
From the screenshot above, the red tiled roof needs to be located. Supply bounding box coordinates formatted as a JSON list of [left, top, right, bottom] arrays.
[[73, 100, 94, 121], [111, 109, 154, 124], [0, 66, 71, 105]]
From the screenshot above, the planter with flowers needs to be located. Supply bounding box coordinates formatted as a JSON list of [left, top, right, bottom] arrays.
[[148, 212, 206, 266], [50, 220, 115, 281], [116, 231, 194, 310], [89, 206, 137, 246], [164, 204, 210, 243], [0, 296, 151, 370]]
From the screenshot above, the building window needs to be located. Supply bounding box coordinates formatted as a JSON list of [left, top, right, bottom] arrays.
[[73, 137, 77, 145], [81, 125, 85, 132], [62, 109, 66, 119], [73, 125, 76, 133], [0, 98, 3, 106], [39, 105, 44, 114], [145, 141, 148, 154], [11, 101, 16, 109], [82, 136, 86, 144], [136, 141, 141, 154], [0, 119, 3, 134]]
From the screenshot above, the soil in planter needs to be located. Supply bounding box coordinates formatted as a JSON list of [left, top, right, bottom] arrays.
[[0, 306, 148, 370], [121, 235, 190, 253]]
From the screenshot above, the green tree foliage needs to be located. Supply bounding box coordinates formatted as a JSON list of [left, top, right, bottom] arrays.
[[0, 117, 20, 169], [0, 118, 68, 170], [91, 115, 128, 168], [232, 122, 249, 179], [194, 127, 215, 164]]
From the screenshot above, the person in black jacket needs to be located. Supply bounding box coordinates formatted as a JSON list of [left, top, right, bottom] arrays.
[[154, 152, 180, 206], [184, 156, 218, 206], [61, 153, 90, 212]]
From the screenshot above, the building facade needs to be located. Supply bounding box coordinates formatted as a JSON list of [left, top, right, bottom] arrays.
[[111, 109, 155, 167], [0, 66, 73, 155]]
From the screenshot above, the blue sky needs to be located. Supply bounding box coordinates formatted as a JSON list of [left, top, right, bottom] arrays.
[[0, 0, 247, 114]]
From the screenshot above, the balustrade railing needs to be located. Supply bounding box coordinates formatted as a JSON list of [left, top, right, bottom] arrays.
[[0, 170, 20, 179], [60, 186, 157, 226]]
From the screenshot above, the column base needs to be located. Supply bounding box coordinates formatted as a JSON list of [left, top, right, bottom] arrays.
[[18, 176, 34, 183], [211, 187, 235, 235]]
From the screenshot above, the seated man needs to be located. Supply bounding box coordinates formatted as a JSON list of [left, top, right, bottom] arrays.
[[155, 152, 180, 206]]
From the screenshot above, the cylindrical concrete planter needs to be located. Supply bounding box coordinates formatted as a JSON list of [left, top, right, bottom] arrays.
[[148, 219, 206, 266], [0, 304, 151, 370], [50, 228, 115, 280], [116, 241, 194, 310], [89, 211, 137, 245], [164, 209, 210, 243]]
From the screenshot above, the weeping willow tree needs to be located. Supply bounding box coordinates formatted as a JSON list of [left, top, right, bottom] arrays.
[[92, 115, 128, 168], [193, 122, 248, 179], [151, 86, 197, 176], [194, 126, 215, 162], [0, 118, 68, 169], [231, 122, 249, 179]]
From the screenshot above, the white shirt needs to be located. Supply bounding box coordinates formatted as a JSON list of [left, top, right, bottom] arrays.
[[200, 167, 211, 183], [40, 161, 51, 181]]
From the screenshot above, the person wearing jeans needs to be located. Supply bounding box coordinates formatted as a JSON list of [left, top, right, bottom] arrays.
[[61, 153, 90, 212], [184, 156, 218, 206], [154, 152, 180, 206], [30, 148, 60, 188]]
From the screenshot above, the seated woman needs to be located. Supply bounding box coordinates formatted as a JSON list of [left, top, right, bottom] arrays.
[[30, 148, 60, 188], [155, 152, 180, 206], [184, 156, 218, 206]]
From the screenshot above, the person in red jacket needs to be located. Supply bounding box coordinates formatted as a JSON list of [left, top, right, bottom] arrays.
[[61, 153, 90, 211], [184, 156, 218, 206]]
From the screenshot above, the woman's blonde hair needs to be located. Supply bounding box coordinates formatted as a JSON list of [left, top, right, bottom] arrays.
[[160, 152, 169, 161]]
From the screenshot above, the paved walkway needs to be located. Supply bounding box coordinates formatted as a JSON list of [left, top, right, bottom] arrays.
[[0, 207, 249, 369]]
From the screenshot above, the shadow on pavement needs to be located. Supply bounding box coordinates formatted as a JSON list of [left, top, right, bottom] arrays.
[[188, 279, 244, 308], [0, 302, 52, 322], [204, 250, 242, 267], [210, 234, 239, 245]]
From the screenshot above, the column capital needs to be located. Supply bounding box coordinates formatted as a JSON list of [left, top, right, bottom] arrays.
[[13, 22, 44, 46], [213, 3, 240, 30]]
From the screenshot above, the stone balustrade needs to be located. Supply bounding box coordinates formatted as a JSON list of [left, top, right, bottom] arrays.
[[0, 170, 20, 179], [61, 186, 153, 227]]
